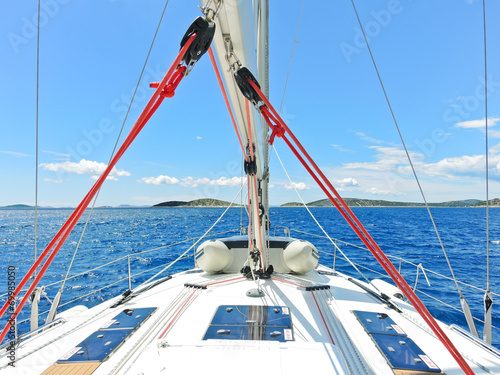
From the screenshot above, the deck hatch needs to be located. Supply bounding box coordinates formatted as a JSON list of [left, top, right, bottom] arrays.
[[371, 333, 440, 373], [99, 307, 156, 330], [57, 307, 156, 364], [58, 330, 131, 362], [203, 305, 293, 342], [353, 311, 440, 373], [353, 310, 406, 336]]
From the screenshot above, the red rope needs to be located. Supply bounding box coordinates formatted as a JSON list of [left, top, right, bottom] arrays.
[[150, 65, 187, 98], [247, 78, 474, 374], [311, 291, 335, 345], [270, 277, 306, 289], [208, 47, 247, 161], [247, 175, 253, 253], [158, 289, 197, 339], [0, 33, 198, 345], [260, 106, 285, 145], [253, 174, 265, 270], [244, 99, 265, 269], [205, 276, 246, 286], [280, 132, 469, 363], [208, 53, 267, 271]]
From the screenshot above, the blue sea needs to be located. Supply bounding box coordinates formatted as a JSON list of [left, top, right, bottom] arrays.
[[0, 207, 499, 347]]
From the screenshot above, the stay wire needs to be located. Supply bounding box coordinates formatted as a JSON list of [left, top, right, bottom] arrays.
[[349, 0, 464, 298], [278, 0, 305, 114], [34, 0, 41, 278], [60, 0, 171, 292], [269, 0, 305, 171], [482, 0, 490, 294], [0, 33, 197, 345], [273, 145, 372, 286]]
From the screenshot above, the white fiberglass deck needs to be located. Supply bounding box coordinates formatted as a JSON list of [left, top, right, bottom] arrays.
[[2, 264, 500, 374]]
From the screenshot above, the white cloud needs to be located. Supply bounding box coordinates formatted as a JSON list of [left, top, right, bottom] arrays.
[[455, 117, 500, 129], [181, 176, 244, 187], [353, 131, 384, 144], [139, 175, 180, 185], [91, 175, 118, 181], [343, 146, 422, 172], [331, 144, 354, 153], [342, 142, 500, 180], [1, 151, 29, 157], [365, 187, 406, 196], [42, 150, 70, 158], [417, 154, 500, 179], [490, 143, 500, 153], [138, 175, 245, 187], [196, 136, 202, 140], [39, 159, 131, 179], [284, 182, 309, 190], [334, 177, 359, 187]]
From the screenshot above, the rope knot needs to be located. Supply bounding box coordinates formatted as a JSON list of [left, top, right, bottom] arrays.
[[259, 105, 286, 145], [269, 124, 285, 145], [150, 65, 187, 98]]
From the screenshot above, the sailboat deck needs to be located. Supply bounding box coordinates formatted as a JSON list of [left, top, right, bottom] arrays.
[[2, 265, 500, 374]]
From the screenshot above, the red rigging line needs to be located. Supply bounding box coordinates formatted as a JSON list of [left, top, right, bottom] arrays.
[[244, 97, 265, 269], [245, 175, 264, 271], [253, 174, 265, 270], [158, 289, 198, 339], [311, 291, 335, 345], [260, 106, 285, 145], [271, 276, 306, 289], [149, 65, 187, 98], [205, 276, 246, 287], [0, 33, 201, 345], [240, 76, 474, 374], [207, 47, 247, 161]]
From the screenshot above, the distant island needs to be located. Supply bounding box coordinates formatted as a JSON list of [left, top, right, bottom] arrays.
[[0, 204, 34, 209], [153, 198, 240, 208], [280, 198, 500, 208], [2, 198, 499, 209]]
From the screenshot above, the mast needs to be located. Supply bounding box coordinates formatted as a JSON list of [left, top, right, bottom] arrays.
[[204, 0, 270, 273], [255, 0, 270, 259]]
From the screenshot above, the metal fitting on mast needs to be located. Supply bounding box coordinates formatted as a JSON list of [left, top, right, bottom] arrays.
[[199, 0, 222, 22], [223, 36, 242, 73]]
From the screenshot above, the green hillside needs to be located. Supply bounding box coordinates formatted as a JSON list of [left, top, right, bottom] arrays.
[[153, 199, 239, 207], [281, 198, 484, 207]]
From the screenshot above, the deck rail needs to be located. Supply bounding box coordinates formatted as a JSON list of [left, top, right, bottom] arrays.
[[1, 228, 243, 330], [283, 226, 500, 335], [2, 225, 497, 340]]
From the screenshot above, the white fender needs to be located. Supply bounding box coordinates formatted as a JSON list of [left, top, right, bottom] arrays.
[[282, 240, 319, 274], [195, 240, 233, 273]]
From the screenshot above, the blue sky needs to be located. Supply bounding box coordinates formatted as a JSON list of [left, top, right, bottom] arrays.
[[1, 0, 499, 207]]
